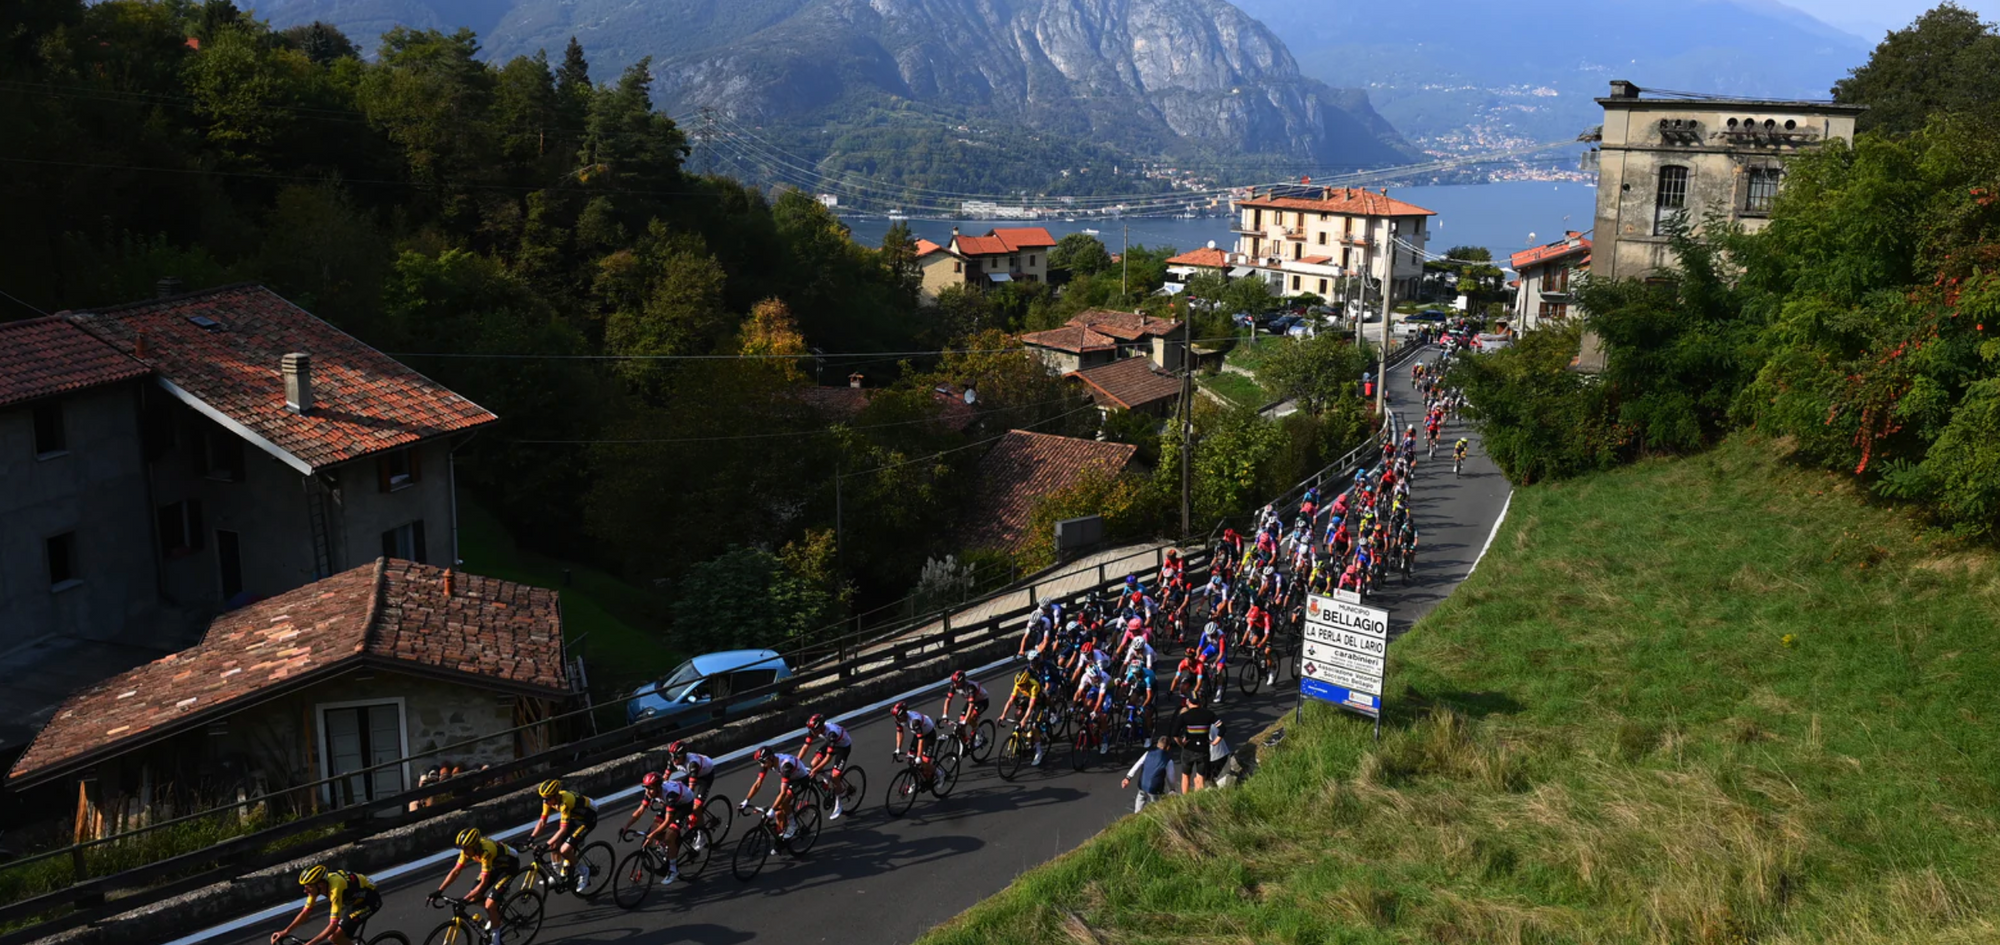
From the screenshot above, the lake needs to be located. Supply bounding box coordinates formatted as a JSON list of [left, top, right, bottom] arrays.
[[841, 180, 1598, 265]]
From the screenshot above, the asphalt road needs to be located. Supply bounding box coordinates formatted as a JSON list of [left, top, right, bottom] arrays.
[[207, 347, 1510, 945]]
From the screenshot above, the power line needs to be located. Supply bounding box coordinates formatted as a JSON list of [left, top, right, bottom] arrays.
[[514, 392, 1084, 444], [0, 286, 52, 317], [841, 401, 1105, 477]]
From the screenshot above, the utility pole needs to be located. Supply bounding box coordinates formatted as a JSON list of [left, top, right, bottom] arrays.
[[1179, 338, 1194, 539], [1121, 223, 1130, 299], [697, 106, 718, 176], [1376, 220, 1393, 417]]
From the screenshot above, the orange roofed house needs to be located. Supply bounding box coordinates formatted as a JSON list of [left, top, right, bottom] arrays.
[[963, 431, 1139, 552], [1230, 185, 1436, 305], [948, 227, 1057, 286], [1021, 308, 1188, 376], [1509, 231, 1591, 329], [9, 559, 575, 836]]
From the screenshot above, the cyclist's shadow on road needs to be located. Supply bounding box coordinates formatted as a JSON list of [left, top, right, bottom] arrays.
[[556, 920, 752, 944]]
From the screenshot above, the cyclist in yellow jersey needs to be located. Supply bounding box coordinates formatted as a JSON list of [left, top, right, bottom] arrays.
[[273, 865, 378, 945], [432, 828, 521, 940], [527, 778, 598, 884], [1001, 669, 1042, 724]]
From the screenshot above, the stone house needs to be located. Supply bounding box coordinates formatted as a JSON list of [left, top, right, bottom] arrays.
[[913, 238, 969, 307], [1588, 79, 1864, 281], [1022, 309, 1187, 375], [1230, 186, 1435, 302], [1067, 358, 1183, 418], [8, 559, 573, 838], [963, 431, 1139, 552]]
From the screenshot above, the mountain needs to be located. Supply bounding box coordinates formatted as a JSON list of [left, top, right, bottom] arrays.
[[254, 0, 1420, 187], [1228, 0, 1874, 152]]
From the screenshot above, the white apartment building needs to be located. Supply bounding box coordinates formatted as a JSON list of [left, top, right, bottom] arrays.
[[1228, 186, 1436, 306]]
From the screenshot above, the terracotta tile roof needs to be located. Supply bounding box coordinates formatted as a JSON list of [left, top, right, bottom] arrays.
[[1300, 255, 1334, 265], [793, 384, 975, 432], [63, 284, 497, 471], [1068, 358, 1182, 411], [953, 227, 1058, 256], [964, 431, 1138, 550], [9, 559, 567, 784], [1510, 232, 1592, 270], [1238, 187, 1437, 217], [1022, 325, 1120, 354], [912, 238, 957, 259], [0, 318, 149, 408], [1165, 247, 1229, 268], [1066, 309, 1184, 341]]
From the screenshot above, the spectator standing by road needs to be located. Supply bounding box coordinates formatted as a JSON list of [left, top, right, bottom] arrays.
[[1120, 736, 1177, 812], [1173, 695, 1218, 795]]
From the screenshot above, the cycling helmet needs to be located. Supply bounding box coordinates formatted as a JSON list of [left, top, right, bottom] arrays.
[[299, 865, 327, 886], [1185, 647, 1198, 659], [806, 712, 826, 730], [536, 778, 563, 798], [1204, 621, 1220, 636], [950, 670, 967, 686], [1124, 573, 1138, 585], [753, 746, 775, 764], [666, 739, 688, 758], [456, 827, 483, 847], [1081, 640, 1095, 653], [641, 772, 662, 790], [890, 701, 909, 718], [1166, 548, 1180, 559]]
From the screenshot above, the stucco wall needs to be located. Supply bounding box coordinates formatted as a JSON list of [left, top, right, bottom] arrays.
[[329, 439, 457, 571], [0, 383, 160, 646]]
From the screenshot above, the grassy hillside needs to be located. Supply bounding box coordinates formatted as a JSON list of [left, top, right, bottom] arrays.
[[919, 436, 2000, 945]]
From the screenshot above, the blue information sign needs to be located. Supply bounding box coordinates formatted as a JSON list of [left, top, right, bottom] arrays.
[[1300, 676, 1380, 717]]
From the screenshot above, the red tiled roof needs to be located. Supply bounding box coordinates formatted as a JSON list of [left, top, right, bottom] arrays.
[[1165, 247, 1229, 268], [9, 559, 567, 784], [1300, 255, 1334, 265], [1068, 358, 1182, 411], [64, 285, 497, 470], [912, 238, 956, 259], [0, 317, 149, 408], [1022, 325, 1120, 354], [953, 227, 1058, 256], [1066, 309, 1183, 341], [964, 431, 1138, 550], [1510, 232, 1592, 270], [1238, 187, 1437, 217]]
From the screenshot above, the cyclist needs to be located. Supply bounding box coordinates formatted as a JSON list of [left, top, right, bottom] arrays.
[[527, 779, 597, 886], [1016, 610, 1055, 659], [1074, 659, 1115, 754], [665, 740, 717, 800], [799, 713, 857, 820], [941, 669, 991, 736], [618, 772, 699, 884], [738, 747, 812, 843], [1000, 664, 1050, 766], [1398, 519, 1421, 571], [889, 701, 939, 782], [1170, 646, 1209, 702], [273, 865, 378, 945], [432, 828, 521, 943]]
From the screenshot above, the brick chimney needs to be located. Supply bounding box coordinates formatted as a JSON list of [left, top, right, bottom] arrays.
[[156, 276, 183, 298], [281, 352, 313, 415], [134, 331, 151, 359], [443, 568, 455, 597], [1609, 80, 1641, 99]]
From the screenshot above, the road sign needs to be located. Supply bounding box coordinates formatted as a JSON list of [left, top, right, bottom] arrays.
[[1299, 593, 1389, 720]]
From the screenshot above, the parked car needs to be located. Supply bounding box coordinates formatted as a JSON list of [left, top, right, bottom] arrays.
[[1231, 311, 1257, 329], [1287, 322, 1315, 338], [625, 649, 792, 725], [1267, 314, 1302, 334], [1409, 309, 1452, 323]]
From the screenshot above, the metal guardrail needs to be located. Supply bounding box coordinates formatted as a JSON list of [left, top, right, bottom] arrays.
[[0, 544, 1208, 936]]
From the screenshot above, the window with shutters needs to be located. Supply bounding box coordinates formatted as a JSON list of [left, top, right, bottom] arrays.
[[32, 403, 65, 457], [318, 700, 407, 806], [156, 500, 206, 556], [381, 521, 426, 562], [377, 447, 420, 492]]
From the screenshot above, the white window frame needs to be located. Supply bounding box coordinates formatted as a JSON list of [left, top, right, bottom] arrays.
[[316, 695, 411, 806]]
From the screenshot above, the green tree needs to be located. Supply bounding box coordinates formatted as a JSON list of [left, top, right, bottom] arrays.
[[1258, 333, 1373, 415], [671, 545, 837, 652], [1050, 232, 1112, 275], [577, 57, 685, 198], [1834, 4, 2000, 136], [554, 36, 593, 138], [276, 21, 358, 65], [181, 22, 308, 168]]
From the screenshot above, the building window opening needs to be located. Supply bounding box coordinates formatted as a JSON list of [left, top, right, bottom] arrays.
[[1655, 165, 1689, 234], [1746, 167, 1780, 213]]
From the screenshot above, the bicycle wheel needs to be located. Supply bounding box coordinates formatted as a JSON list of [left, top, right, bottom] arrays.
[[834, 765, 867, 814], [788, 804, 822, 856], [971, 719, 996, 763], [1237, 659, 1262, 696], [885, 769, 918, 817], [996, 731, 1026, 782], [421, 919, 472, 945], [502, 889, 544, 945], [1049, 705, 1072, 741], [732, 826, 771, 882], [612, 849, 654, 910], [366, 932, 411, 945], [701, 793, 734, 843], [574, 841, 615, 900], [932, 753, 961, 798], [680, 827, 713, 879]]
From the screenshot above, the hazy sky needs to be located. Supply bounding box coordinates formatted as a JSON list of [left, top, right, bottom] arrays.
[[1794, 0, 1999, 38]]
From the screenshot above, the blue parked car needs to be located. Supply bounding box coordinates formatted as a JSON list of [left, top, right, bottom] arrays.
[[625, 649, 791, 725]]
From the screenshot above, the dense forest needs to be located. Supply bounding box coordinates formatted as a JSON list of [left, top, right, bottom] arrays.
[[1, 0, 1377, 671], [1455, 5, 2000, 539]]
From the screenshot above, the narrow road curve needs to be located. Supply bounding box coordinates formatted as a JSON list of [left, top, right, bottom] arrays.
[[202, 347, 1510, 945]]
